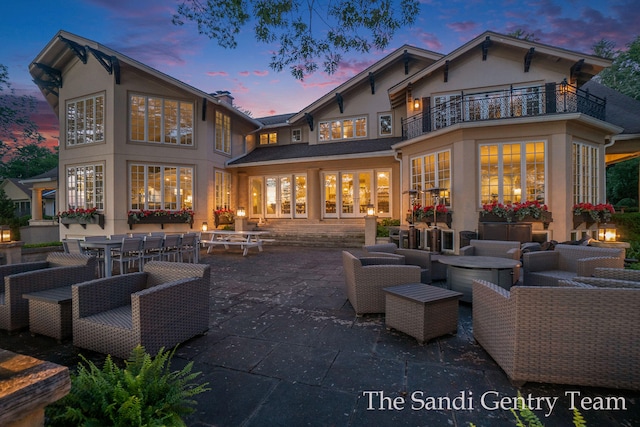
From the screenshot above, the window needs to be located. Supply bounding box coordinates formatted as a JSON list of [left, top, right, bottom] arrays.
[[67, 93, 105, 145], [260, 132, 277, 145], [66, 164, 104, 210], [215, 170, 231, 210], [572, 141, 600, 205], [292, 128, 302, 142], [410, 150, 451, 206], [323, 170, 390, 218], [215, 111, 231, 153], [130, 94, 193, 145], [130, 164, 193, 210], [379, 113, 392, 136], [479, 141, 545, 205], [262, 174, 306, 218], [250, 177, 263, 217], [319, 117, 367, 141]]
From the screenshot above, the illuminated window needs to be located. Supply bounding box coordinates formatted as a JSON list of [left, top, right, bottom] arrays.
[[67, 93, 105, 145], [130, 94, 193, 145], [411, 150, 451, 206], [215, 170, 231, 210], [260, 132, 277, 145], [66, 164, 104, 210], [215, 111, 231, 154], [479, 141, 545, 205], [572, 141, 600, 204], [130, 164, 193, 210], [318, 117, 367, 141]]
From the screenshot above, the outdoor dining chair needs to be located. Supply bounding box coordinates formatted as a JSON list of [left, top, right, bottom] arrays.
[[111, 237, 143, 274]]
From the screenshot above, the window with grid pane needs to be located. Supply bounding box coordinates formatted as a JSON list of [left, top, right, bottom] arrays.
[[572, 142, 599, 204], [129, 94, 193, 145], [66, 93, 105, 145], [66, 164, 104, 210], [129, 164, 194, 210]]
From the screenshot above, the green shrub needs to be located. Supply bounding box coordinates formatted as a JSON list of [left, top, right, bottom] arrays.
[[377, 218, 400, 237], [46, 346, 209, 427]]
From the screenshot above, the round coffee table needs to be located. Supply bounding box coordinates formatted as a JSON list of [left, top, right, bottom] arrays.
[[438, 256, 521, 303]]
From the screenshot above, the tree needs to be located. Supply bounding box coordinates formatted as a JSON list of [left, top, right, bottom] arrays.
[[0, 143, 58, 179], [595, 36, 640, 101], [606, 158, 639, 206], [508, 29, 539, 41], [0, 188, 15, 220], [172, 0, 420, 80]]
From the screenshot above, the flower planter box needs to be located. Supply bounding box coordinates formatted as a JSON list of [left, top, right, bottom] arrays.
[[60, 214, 105, 229], [127, 215, 193, 230], [479, 211, 552, 229], [422, 212, 453, 228], [573, 212, 600, 229], [214, 212, 234, 228]]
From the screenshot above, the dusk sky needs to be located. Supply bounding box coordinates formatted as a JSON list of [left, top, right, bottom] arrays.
[[1, 0, 639, 148]]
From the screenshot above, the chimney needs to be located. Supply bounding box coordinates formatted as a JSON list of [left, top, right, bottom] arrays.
[[213, 90, 234, 106]]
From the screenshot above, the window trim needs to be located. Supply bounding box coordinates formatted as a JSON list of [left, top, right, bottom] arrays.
[[378, 113, 393, 137], [572, 141, 600, 205], [318, 116, 367, 141], [215, 111, 231, 154], [66, 92, 105, 146], [66, 163, 105, 211], [129, 93, 194, 146], [410, 149, 452, 207], [129, 163, 194, 211], [259, 131, 278, 145]]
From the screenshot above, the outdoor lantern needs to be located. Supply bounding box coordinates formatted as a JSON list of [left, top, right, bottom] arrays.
[[413, 98, 420, 110], [237, 207, 246, 218], [0, 225, 11, 242], [366, 204, 375, 216], [201, 222, 208, 232], [598, 223, 617, 242]]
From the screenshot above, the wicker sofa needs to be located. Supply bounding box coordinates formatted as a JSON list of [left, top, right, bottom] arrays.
[[472, 279, 640, 390], [72, 261, 210, 359], [522, 244, 625, 286], [0, 253, 97, 332], [342, 251, 421, 315], [362, 243, 431, 284]]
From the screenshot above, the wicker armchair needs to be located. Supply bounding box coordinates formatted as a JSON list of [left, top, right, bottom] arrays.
[[472, 279, 640, 390], [72, 261, 210, 359], [362, 243, 432, 284], [0, 253, 97, 332], [593, 267, 640, 281], [522, 244, 625, 286], [342, 251, 421, 315]]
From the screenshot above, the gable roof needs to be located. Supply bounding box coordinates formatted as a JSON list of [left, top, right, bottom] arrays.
[[29, 30, 262, 130], [0, 178, 31, 199], [227, 137, 402, 167], [288, 45, 443, 123], [388, 31, 613, 108], [19, 166, 58, 184]]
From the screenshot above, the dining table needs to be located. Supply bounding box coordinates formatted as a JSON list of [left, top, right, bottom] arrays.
[[79, 238, 124, 277]]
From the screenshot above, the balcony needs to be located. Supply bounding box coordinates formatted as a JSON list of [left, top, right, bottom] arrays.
[[402, 81, 606, 140]]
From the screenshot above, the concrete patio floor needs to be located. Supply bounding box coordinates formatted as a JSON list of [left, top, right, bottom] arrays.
[[2, 245, 639, 426]]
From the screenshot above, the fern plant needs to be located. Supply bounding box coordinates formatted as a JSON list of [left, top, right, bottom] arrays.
[[46, 345, 209, 426]]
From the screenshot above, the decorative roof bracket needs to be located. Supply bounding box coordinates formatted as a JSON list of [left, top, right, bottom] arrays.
[[524, 48, 535, 72], [202, 97, 207, 121], [570, 59, 584, 81], [32, 78, 59, 97], [369, 72, 375, 94], [403, 50, 409, 74], [481, 36, 491, 61], [58, 35, 87, 63], [86, 46, 121, 84], [444, 60, 449, 82], [336, 92, 344, 114], [32, 63, 62, 88], [305, 112, 314, 131]]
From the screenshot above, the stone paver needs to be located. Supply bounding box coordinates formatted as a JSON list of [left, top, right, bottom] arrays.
[[1, 245, 639, 426]]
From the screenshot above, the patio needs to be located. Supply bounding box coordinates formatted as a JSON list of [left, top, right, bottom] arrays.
[[2, 245, 639, 426]]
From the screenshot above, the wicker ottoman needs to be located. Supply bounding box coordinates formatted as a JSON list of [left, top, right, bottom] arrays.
[[22, 287, 72, 342], [383, 283, 462, 344]]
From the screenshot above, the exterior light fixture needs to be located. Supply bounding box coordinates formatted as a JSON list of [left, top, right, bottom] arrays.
[[413, 98, 420, 110], [366, 204, 375, 216], [0, 225, 11, 242], [237, 207, 246, 218], [598, 223, 617, 242], [201, 222, 208, 232]]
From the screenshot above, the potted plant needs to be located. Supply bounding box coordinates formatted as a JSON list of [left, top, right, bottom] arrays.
[[46, 346, 209, 426], [57, 207, 105, 229], [127, 208, 194, 229], [572, 202, 615, 228], [480, 200, 552, 228], [479, 201, 511, 222], [409, 204, 452, 228]]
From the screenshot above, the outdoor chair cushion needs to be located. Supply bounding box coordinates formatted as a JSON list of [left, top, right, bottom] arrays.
[[363, 244, 431, 284]]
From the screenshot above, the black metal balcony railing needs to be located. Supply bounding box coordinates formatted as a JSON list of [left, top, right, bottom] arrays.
[[402, 81, 606, 140]]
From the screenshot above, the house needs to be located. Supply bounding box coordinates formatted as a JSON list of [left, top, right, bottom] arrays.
[[0, 178, 31, 217], [29, 30, 640, 248], [19, 166, 58, 221]]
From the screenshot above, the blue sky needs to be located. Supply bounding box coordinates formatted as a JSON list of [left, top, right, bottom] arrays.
[[1, 0, 639, 146]]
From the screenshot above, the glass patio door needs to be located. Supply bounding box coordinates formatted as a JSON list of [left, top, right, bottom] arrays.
[[265, 175, 293, 218]]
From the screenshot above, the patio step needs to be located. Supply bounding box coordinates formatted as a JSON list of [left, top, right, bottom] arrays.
[[247, 220, 365, 248]]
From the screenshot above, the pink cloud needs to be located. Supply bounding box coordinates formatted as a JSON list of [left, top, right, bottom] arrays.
[[238, 71, 250, 77], [206, 71, 229, 77], [447, 21, 478, 32], [253, 70, 269, 76]]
